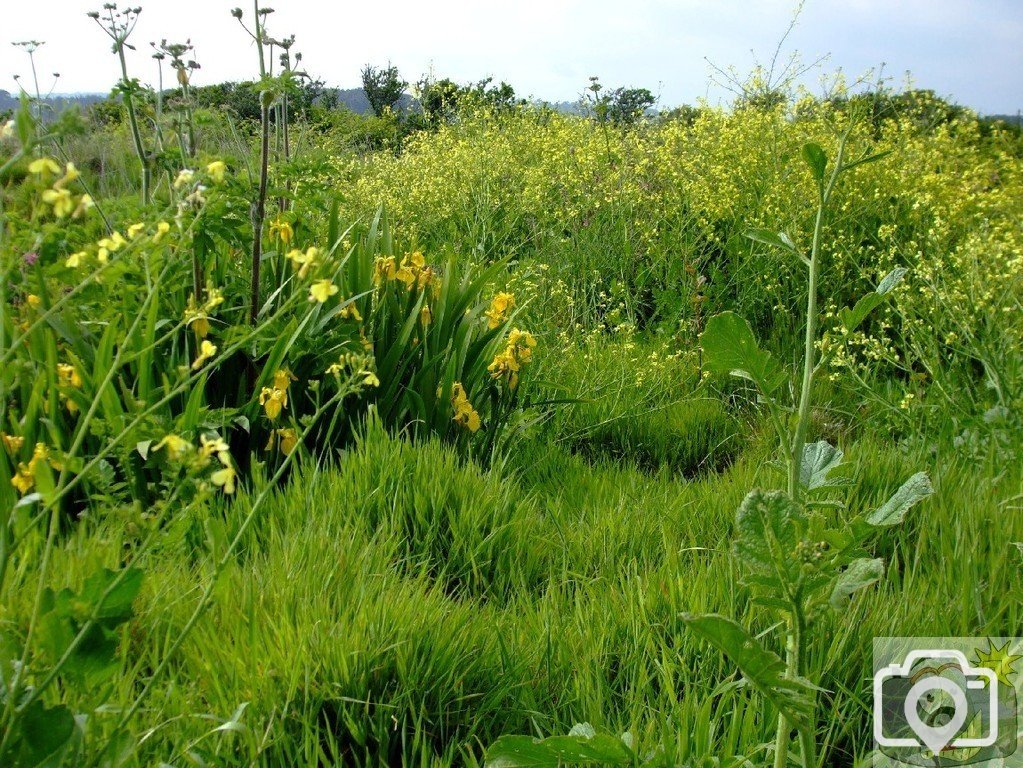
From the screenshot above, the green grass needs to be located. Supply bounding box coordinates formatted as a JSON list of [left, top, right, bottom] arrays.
[[11, 361, 1021, 766]]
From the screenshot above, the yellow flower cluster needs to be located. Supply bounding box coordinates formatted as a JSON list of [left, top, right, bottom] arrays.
[[450, 382, 481, 432], [269, 216, 294, 245], [373, 251, 436, 291], [31, 158, 93, 220], [259, 368, 296, 420], [183, 288, 225, 339], [326, 352, 380, 388], [152, 432, 237, 494], [56, 361, 83, 413], [265, 427, 299, 455], [7, 441, 52, 496], [488, 328, 536, 389], [485, 292, 515, 329]]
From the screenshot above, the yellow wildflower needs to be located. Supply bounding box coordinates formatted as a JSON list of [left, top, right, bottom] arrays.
[[451, 382, 482, 432], [65, 251, 86, 268], [28, 157, 61, 176], [206, 160, 227, 183], [173, 169, 195, 189], [286, 247, 319, 279], [25, 294, 42, 309], [71, 194, 94, 219], [0, 120, 13, 140], [127, 222, 146, 239], [153, 221, 171, 243], [259, 386, 287, 420], [192, 339, 217, 369], [373, 256, 397, 284], [420, 305, 432, 325], [204, 287, 225, 310], [97, 232, 127, 264], [10, 464, 34, 495], [54, 162, 79, 189], [269, 217, 293, 245], [362, 370, 380, 388], [57, 363, 83, 388], [309, 280, 339, 303], [485, 292, 515, 329], [42, 187, 74, 218], [210, 465, 237, 494], [272, 368, 296, 392], [199, 433, 231, 465], [154, 433, 191, 461], [265, 427, 299, 455], [339, 300, 362, 322], [1, 433, 24, 454]]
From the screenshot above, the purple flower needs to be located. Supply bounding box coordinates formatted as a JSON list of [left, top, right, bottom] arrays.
[[23, 252, 39, 267]]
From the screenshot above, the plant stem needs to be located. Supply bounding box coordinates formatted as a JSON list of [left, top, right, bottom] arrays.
[[250, 99, 270, 324], [116, 45, 150, 205]]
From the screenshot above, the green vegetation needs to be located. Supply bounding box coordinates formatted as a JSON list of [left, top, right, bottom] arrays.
[[1, 4, 1021, 766]]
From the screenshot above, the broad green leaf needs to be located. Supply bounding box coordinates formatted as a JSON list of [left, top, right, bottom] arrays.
[[802, 142, 827, 183], [745, 228, 799, 256], [18, 700, 76, 765], [837, 267, 907, 333], [700, 312, 787, 395], [841, 148, 892, 173], [681, 613, 815, 729], [79, 567, 144, 621], [866, 472, 933, 526], [799, 441, 845, 490], [829, 557, 884, 612], [734, 489, 805, 589]]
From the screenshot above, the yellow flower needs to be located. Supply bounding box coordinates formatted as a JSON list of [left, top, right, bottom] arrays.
[[259, 386, 287, 420], [192, 339, 217, 369], [57, 363, 83, 388], [420, 305, 432, 325], [485, 292, 515, 329], [174, 169, 195, 189], [65, 251, 87, 268], [362, 370, 380, 388], [204, 287, 225, 310], [373, 256, 397, 284], [0, 120, 13, 140], [28, 157, 61, 176], [154, 433, 191, 461], [309, 280, 339, 303], [269, 217, 294, 245], [211, 465, 237, 494], [339, 300, 362, 322], [97, 232, 127, 264], [54, 162, 79, 188], [10, 464, 34, 495], [451, 381, 482, 432], [153, 221, 171, 243], [199, 433, 231, 465], [25, 294, 42, 309], [127, 222, 146, 239], [41, 187, 74, 218], [286, 247, 319, 279], [184, 297, 211, 338], [206, 160, 227, 183], [1, 433, 24, 454], [265, 427, 299, 455], [272, 368, 296, 392], [71, 194, 94, 219]]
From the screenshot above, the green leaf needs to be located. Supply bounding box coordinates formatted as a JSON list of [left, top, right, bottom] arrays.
[[837, 267, 907, 333], [733, 489, 805, 590], [829, 557, 884, 612], [802, 142, 827, 183], [866, 472, 933, 526], [681, 613, 815, 729], [841, 148, 893, 173], [700, 312, 787, 395], [799, 441, 845, 490], [745, 228, 799, 256], [18, 700, 77, 765], [79, 567, 144, 622]]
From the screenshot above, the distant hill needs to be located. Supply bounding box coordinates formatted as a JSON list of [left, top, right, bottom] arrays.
[[0, 89, 107, 119]]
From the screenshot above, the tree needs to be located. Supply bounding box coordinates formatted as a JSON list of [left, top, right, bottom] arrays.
[[606, 87, 655, 125], [361, 63, 407, 117]]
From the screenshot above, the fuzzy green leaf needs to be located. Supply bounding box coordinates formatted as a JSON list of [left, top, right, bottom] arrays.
[[700, 312, 786, 395], [830, 557, 884, 612], [681, 613, 815, 729], [799, 441, 845, 490], [837, 267, 907, 333], [802, 142, 827, 182], [866, 472, 933, 526], [734, 489, 805, 590]]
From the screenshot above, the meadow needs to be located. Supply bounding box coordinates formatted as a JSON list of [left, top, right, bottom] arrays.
[[1, 7, 1022, 767]]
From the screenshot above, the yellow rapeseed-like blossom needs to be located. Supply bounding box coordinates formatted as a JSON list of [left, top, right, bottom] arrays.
[[211, 465, 237, 494], [309, 280, 338, 303], [127, 222, 146, 239], [153, 221, 171, 243], [198, 433, 231, 465], [174, 169, 195, 189], [206, 160, 227, 183], [154, 433, 191, 461], [97, 232, 127, 264], [192, 339, 217, 369], [65, 251, 86, 268], [28, 157, 61, 176], [41, 187, 74, 218], [286, 247, 319, 278]]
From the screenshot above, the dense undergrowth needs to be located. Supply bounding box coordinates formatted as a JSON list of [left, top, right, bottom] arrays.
[[2, 15, 1022, 764]]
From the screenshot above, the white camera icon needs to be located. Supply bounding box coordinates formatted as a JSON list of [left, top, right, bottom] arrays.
[[874, 649, 999, 755]]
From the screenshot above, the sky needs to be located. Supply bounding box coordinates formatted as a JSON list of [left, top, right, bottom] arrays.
[[0, 0, 1020, 114]]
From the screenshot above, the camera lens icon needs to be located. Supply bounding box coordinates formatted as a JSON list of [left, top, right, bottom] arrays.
[[874, 650, 999, 757]]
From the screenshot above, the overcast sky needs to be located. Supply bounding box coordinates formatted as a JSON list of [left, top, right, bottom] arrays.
[[1, 0, 1020, 114]]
